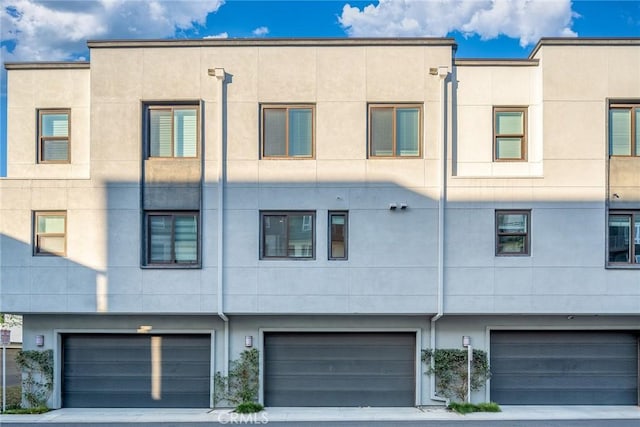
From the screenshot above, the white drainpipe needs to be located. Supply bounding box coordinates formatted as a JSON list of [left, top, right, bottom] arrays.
[[430, 65, 450, 405], [209, 68, 229, 378]]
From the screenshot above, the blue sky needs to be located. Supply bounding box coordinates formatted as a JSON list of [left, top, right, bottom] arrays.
[[1, 0, 639, 176]]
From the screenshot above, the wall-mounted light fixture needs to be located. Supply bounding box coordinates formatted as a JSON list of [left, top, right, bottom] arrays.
[[389, 203, 397, 210], [245, 336, 253, 348], [35, 335, 45, 347], [400, 202, 408, 210]]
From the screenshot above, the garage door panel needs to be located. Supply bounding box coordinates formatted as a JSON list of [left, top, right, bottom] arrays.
[[62, 334, 210, 408], [268, 346, 414, 361], [264, 332, 415, 407], [266, 359, 413, 374], [491, 331, 638, 405]]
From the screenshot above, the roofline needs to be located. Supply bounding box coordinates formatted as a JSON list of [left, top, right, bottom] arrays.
[[529, 37, 640, 58], [455, 58, 539, 67], [87, 37, 458, 49], [4, 61, 90, 70]]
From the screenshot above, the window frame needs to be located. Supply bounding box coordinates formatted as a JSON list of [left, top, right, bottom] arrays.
[[38, 109, 71, 164], [328, 211, 348, 260], [607, 210, 640, 266], [608, 103, 639, 157], [260, 104, 315, 159], [145, 104, 200, 159], [33, 211, 67, 256], [495, 210, 531, 256], [493, 106, 527, 162], [144, 211, 200, 268], [368, 103, 423, 158], [260, 211, 316, 260]]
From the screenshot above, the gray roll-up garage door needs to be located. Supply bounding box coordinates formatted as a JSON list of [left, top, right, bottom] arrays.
[[491, 331, 638, 405], [264, 332, 415, 407], [63, 334, 211, 408]]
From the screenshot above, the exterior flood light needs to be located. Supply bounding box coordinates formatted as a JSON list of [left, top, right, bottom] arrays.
[[389, 203, 397, 210]]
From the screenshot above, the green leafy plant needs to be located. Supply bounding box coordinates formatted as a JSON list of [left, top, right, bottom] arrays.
[[14, 350, 53, 408], [235, 402, 264, 414], [0, 385, 22, 410], [448, 401, 500, 414], [2, 406, 49, 414], [214, 349, 260, 410], [422, 348, 491, 402]]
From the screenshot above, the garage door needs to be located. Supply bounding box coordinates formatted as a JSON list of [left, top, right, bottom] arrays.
[[62, 334, 211, 407], [264, 332, 415, 407], [491, 331, 638, 405]]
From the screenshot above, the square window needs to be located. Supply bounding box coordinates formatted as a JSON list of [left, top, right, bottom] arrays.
[[261, 211, 315, 259], [38, 110, 70, 163], [609, 104, 640, 156], [262, 105, 314, 158], [608, 211, 640, 265], [34, 211, 66, 256], [329, 211, 348, 260], [145, 212, 199, 266], [496, 210, 530, 256], [494, 107, 527, 161], [369, 104, 422, 157], [147, 105, 199, 158]]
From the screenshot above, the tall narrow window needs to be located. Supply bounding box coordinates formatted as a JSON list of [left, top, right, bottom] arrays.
[[262, 105, 314, 158], [494, 107, 527, 161], [496, 210, 530, 256], [38, 109, 70, 163], [148, 106, 198, 158], [609, 104, 639, 156], [608, 211, 640, 265], [261, 211, 315, 259], [146, 212, 199, 266], [329, 211, 348, 260], [369, 104, 422, 157], [34, 211, 66, 256]]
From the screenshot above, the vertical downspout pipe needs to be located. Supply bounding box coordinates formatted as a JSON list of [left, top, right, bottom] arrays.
[[209, 68, 229, 378], [430, 65, 450, 405]]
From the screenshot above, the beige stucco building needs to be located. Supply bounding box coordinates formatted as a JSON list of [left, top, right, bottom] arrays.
[[1, 37, 639, 408]]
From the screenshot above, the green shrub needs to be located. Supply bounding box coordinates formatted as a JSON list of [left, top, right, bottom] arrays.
[[1, 385, 23, 410], [214, 349, 260, 407], [422, 348, 491, 402], [15, 349, 53, 408], [235, 402, 264, 413], [2, 406, 49, 414], [476, 401, 501, 412], [448, 401, 501, 414]]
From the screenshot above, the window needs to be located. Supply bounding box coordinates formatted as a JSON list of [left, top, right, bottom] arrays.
[[494, 107, 527, 161], [609, 104, 640, 156], [262, 105, 314, 158], [369, 104, 422, 157], [34, 211, 66, 256], [38, 109, 70, 163], [147, 105, 199, 158], [261, 211, 315, 259], [329, 211, 348, 260], [145, 212, 199, 266], [496, 210, 530, 256], [608, 211, 640, 265]]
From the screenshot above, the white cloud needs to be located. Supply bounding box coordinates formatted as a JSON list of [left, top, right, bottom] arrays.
[[203, 32, 229, 39], [1, 0, 225, 61], [252, 26, 269, 37], [339, 0, 577, 47]]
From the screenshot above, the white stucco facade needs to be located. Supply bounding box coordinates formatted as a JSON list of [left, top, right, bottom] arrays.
[[1, 38, 639, 408]]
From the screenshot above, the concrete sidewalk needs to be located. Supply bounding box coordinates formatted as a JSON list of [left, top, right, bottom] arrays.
[[0, 406, 639, 423]]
